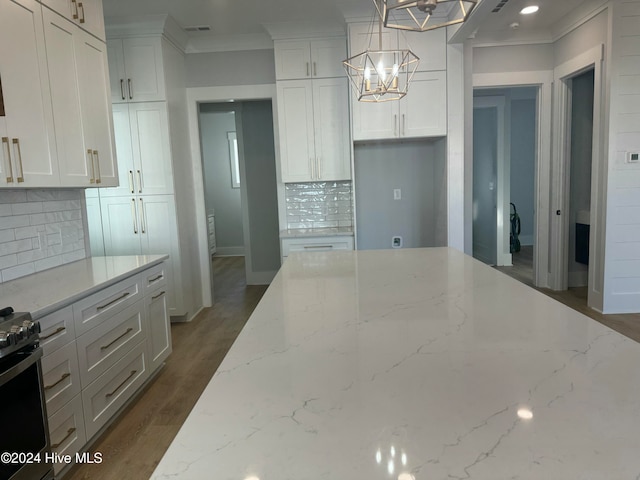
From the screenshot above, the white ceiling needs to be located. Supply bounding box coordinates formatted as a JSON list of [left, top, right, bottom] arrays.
[[102, 0, 595, 50]]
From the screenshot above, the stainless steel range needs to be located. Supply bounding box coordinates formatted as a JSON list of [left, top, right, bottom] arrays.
[[0, 307, 53, 480]]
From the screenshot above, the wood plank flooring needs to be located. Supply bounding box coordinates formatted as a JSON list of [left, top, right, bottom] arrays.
[[64, 256, 267, 480]]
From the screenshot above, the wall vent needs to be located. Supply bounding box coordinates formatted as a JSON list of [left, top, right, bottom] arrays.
[[491, 0, 510, 13], [184, 25, 212, 32]]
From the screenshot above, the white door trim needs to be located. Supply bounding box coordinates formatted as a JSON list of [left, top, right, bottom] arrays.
[[473, 70, 553, 287], [186, 85, 283, 307], [551, 44, 605, 311]]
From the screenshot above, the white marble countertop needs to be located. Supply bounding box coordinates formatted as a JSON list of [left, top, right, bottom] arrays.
[[152, 247, 640, 479], [0, 255, 168, 319], [280, 226, 354, 238]]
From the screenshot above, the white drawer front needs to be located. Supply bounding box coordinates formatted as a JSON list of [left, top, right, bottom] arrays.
[[42, 341, 82, 416], [39, 305, 75, 356], [282, 236, 354, 257], [142, 262, 167, 295], [48, 394, 87, 475], [77, 302, 146, 387], [82, 341, 149, 440], [73, 275, 142, 336]]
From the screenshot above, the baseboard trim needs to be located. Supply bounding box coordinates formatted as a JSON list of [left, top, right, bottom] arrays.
[[215, 246, 245, 256]]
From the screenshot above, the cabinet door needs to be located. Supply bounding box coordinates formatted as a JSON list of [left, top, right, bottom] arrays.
[[100, 196, 142, 256], [277, 81, 316, 182], [401, 29, 446, 72], [145, 286, 171, 372], [274, 40, 311, 80], [313, 78, 351, 181], [98, 103, 135, 196], [106, 38, 127, 103], [85, 195, 105, 256], [121, 37, 165, 102], [77, 32, 118, 186], [41, 0, 105, 41], [43, 9, 97, 187], [310, 38, 346, 78], [0, 0, 59, 187], [138, 195, 181, 315], [402, 71, 447, 138], [348, 22, 397, 57], [128, 103, 174, 195], [351, 93, 399, 141]]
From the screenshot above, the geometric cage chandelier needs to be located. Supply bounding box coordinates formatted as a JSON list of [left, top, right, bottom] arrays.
[[374, 0, 478, 32], [343, 7, 419, 102]]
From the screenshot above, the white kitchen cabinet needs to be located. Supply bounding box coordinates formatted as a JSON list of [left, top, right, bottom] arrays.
[[48, 394, 87, 475], [107, 37, 165, 103], [100, 195, 182, 316], [41, 340, 82, 416], [274, 38, 346, 80], [0, 0, 59, 188], [100, 102, 174, 197], [43, 8, 116, 187], [145, 284, 171, 372], [41, 0, 105, 41], [351, 71, 447, 140], [281, 235, 354, 263], [278, 78, 351, 182], [348, 23, 446, 72]]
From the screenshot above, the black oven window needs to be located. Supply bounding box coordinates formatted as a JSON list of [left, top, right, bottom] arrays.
[[0, 359, 47, 479]]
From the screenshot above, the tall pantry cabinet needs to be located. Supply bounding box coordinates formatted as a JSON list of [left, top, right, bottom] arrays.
[[86, 27, 194, 319]]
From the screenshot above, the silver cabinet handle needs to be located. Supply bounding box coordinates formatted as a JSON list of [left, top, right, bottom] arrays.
[[304, 245, 334, 249], [41, 326, 66, 340], [12, 139, 24, 183], [394, 114, 398, 137], [100, 327, 133, 351], [313, 62, 317, 77], [139, 198, 146, 233], [317, 157, 321, 180], [78, 2, 85, 23], [402, 114, 406, 136], [97, 291, 130, 311], [2, 137, 13, 183], [87, 149, 95, 184], [128, 170, 134, 193], [51, 427, 76, 449], [151, 290, 166, 300], [306, 62, 310, 77], [71, 0, 78, 19], [148, 274, 163, 283], [93, 150, 101, 184], [120, 79, 125, 100], [128, 78, 133, 100], [136, 169, 142, 193], [105, 370, 137, 398], [45, 372, 70, 391], [131, 199, 138, 234]]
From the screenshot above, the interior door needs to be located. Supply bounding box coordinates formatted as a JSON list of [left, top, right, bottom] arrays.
[[473, 100, 499, 265]]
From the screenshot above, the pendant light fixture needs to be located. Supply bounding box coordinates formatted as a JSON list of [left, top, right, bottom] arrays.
[[343, 4, 419, 103], [375, 0, 478, 32]]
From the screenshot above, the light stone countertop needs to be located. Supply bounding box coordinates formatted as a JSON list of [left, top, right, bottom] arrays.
[[279, 226, 354, 238], [0, 255, 168, 319], [152, 247, 640, 479]]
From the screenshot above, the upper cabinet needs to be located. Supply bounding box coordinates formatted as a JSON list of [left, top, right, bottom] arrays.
[[108, 37, 166, 103], [41, 0, 106, 41], [274, 38, 346, 80], [348, 23, 446, 72], [0, 0, 59, 188]]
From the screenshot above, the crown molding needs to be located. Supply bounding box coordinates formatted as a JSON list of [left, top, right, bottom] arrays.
[[185, 33, 274, 54], [105, 14, 189, 51], [263, 21, 346, 40]]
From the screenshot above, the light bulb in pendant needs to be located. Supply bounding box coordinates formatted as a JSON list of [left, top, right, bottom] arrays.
[[377, 60, 386, 82], [391, 63, 399, 90], [364, 66, 371, 92]]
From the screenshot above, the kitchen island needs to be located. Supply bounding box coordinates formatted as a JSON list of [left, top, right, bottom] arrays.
[[152, 248, 640, 479]]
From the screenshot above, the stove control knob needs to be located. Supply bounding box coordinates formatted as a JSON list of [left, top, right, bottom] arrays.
[[0, 331, 15, 347], [23, 320, 40, 336], [10, 325, 26, 341]]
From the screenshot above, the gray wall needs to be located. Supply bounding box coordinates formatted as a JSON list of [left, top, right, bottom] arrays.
[[237, 101, 280, 273], [569, 69, 594, 287], [186, 50, 276, 88], [198, 105, 244, 253], [510, 98, 536, 246], [473, 43, 553, 74], [355, 140, 447, 250], [554, 11, 608, 67]]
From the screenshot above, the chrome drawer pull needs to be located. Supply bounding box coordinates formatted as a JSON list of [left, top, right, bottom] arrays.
[[13, 139, 24, 183], [51, 427, 76, 449], [40, 326, 66, 340], [105, 370, 137, 398], [148, 274, 163, 283], [303, 245, 334, 249], [96, 292, 130, 311], [45, 372, 71, 391], [151, 291, 166, 301], [93, 150, 101, 184], [2, 137, 13, 183], [100, 327, 134, 351]]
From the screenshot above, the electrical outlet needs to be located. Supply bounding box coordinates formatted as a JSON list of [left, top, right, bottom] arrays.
[[627, 152, 640, 163], [392, 236, 402, 248], [393, 189, 401, 200]]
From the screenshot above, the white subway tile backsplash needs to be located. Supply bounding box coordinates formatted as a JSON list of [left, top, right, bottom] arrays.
[[0, 189, 86, 283], [285, 181, 353, 230]]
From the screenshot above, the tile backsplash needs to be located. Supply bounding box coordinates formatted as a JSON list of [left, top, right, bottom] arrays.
[[0, 189, 86, 283], [285, 181, 353, 229]]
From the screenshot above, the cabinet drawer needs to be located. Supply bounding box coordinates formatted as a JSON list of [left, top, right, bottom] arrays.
[[142, 263, 167, 295], [39, 305, 75, 356], [281, 236, 354, 257], [82, 341, 148, 440], [42, 341, 81, 416], [76, 302, 145, 387], [48, 394, 87, 475], [73, 275, 142, 336]]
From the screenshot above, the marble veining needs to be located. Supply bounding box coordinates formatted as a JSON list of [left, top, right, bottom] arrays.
[[152, 248, 640, 479]]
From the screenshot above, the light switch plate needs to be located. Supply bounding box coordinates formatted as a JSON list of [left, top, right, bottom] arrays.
[[393, 189, 401, 200]]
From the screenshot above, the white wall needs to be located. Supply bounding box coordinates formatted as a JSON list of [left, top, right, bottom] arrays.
[[603, 0, 640, 313], [186, 50, 276, 88], [473, 44, 553, 74], [554, 10, 608, 67]]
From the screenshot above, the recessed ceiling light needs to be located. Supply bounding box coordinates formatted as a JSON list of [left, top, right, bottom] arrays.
[[520, 5, 539, 14]]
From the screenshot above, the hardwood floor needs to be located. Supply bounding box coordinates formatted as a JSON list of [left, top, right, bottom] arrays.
[[64, 256, 267, 480], [495, 245, 640, 344]]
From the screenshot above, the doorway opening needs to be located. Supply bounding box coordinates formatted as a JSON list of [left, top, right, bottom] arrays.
[[197, 100, 280, 303], [473, 87, 538, 284]]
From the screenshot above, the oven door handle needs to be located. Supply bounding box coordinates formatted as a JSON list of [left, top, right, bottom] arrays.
[[0, 346, 43, 386]]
